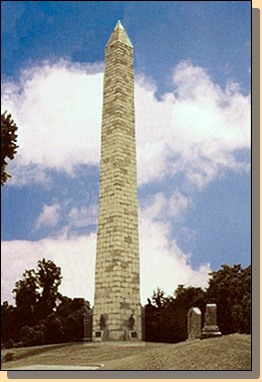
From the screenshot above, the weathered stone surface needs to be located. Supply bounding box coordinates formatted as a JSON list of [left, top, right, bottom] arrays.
[[201, 303, 222, 339], [93, 21, 142, 341], [187, 307, 202, 340]]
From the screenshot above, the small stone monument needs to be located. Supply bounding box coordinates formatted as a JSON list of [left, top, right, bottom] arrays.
[[128, 314, 135, 330], [94, 314, 108, 341], [128, 314, 137, 340], [201, 303, 222, 339], [100, 314, 106, 330], [187, 307, 202, 340]]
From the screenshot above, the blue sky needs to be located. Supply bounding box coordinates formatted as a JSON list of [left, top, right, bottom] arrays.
[[1, 1, 251, 305]]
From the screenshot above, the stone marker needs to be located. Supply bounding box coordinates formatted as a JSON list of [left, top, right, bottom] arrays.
[[201, 303, 222, 339], [187, 307, 202, 340], [92, 21, 141, 341]]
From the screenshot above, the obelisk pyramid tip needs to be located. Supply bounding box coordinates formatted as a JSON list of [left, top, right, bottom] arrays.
[[114, 20, 124, 30], [107, 20, 133, 48]]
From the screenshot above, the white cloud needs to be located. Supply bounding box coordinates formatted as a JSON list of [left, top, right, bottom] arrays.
[[34, 202, 99, 234], [35, 203, 61, 230], [135, 60, 250, 187], [139, 193, 210, 301], [141, 192, 190, 221], [1, 60, 103, 174], [67, 205, 98, 228], [139, 216, 210, 302], [5, 163, 53, 188], [168, 191, 190, 217], [1, 233, 96, 306], [1, 59, 250, 189]]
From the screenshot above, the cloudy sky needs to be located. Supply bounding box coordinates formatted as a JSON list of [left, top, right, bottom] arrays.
[[1, 1, 251, 306]]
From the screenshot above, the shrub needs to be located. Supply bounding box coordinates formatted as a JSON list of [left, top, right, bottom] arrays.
[[19, 325, 44, 347]]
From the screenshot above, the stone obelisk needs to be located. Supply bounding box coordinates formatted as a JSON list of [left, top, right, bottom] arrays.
[[93, 21, 142, 341]]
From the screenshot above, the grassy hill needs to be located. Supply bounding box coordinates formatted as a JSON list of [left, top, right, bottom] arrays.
[[2, 333, 251, 370]]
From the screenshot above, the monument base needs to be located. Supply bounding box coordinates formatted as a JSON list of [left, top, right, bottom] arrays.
[[201, 325, 222, 339], [92, 329, 142, 341], [201, 331, 222, 339], [92, 328, 142, 342]]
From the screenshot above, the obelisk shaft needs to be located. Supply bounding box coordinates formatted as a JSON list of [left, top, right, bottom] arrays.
[[93, 21, 141, 341]]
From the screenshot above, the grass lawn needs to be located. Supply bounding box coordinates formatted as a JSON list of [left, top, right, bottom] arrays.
[[1, 333, 251, 370]]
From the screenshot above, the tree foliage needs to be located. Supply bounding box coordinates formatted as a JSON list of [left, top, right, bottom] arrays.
[[2, 259, 93, 347], [1, 262, 250, 347], [145, 286, 207, 343], [145, 264, 251, 343], [1, 111, 18, 185], [1, 302, 19, 344], [19, 325, 44, 347], [56, 297, 92, 342], [207, 264, 251, 334], [36, 258, 63, 318], [13, 258, 62, 324]]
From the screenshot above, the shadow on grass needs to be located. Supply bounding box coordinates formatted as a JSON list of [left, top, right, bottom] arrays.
[[8, 342, 81, 362]]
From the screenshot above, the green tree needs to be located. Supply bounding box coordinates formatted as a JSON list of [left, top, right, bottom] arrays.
[[207, 264, 251, 334], [13, 259, 62, 324], [1, 111, 18, 185], [3, 261, 94, 347], [19, 325, 44, 347], [36, 258, 62, 318], [151, 287, 169, 308], [56, 297, 92, 342], [1, 302, 19, 344], [13, 269, 39, 327], [42, 314, 65, 344], [145, 286, 207, 343], [169, 286, 207, 342]]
